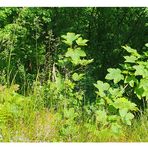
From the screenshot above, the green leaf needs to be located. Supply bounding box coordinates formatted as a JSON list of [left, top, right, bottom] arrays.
[[114, 97, 137, 111], [94, 81, 110, 97], [138, 79, 148, 99], [72, 73, 84, 81], [124, 76, 138, 87], [76, 37, 88, 46], [145, 43, 148, 47], [122, 46, 140, 57], [134, 86, 144, 99], [143, 89, 148, 100], [64, 108, 78, 119], [95, 110, 107, 124], [143, 51, 148, 57], [55, 74, 64, 91], [96, 98, 105, 106], [109, 87, 123, 97], [121, 63, 134, 71], [139, 79, 148, 90], [61, 32, 80, 46], [111, 123, 122, 134], [119, 108, 128, 117], [124, 55, 138, 63], [108, 105, 117, 114], [105, 68, 124, 83], [79, 59, 93, 66], [124, 112, 134, 125], [108, 115, 119, 122], [65, 48, 86, 65], [133, 65, 148, 78], [119, 109, 134, 125]]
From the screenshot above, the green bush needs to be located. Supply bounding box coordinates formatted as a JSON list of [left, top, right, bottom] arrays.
[[94, 44, 148, 134]]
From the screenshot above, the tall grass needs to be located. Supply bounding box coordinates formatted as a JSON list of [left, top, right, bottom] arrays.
[[0, 65, 148, 142], [1, 107, 148, 142]]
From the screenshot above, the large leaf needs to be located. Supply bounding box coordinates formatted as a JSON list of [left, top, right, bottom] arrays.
[[122, 63, 134, 71], [79, 59, 93, 66], [72, 73, 84, 81], [111, 123, 122, 134], [124, 55, 138, 63], [95, 110, 107, 124], [122, 46, 140, 57], [134, 86, 144, 99], [119, 109, 134, 126], [94, 81, 110, 97], [55, 73, 64, 91], [119, 108, 128, 118], [124, 75, 138, 87], [113, 97, 137, 111], [145, 43, 148, 47], [65, 48, 86, 65], [143, 89, 148, 100], [76, 37, 88, 46], [108, 87, 123, 98], [139, 79, 148, 90], [133, 65, 148, 78], [105, 68, 124, 83], [124, 112, 134, 125], [138, 79, 148, 100], [61, 32, 80, 46], [108, 115, 119, 122], [143, 51, 148, 57]]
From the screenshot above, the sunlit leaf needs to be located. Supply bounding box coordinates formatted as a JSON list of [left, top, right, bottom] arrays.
[[96, 110, 107, 124], [94, 81, 110, 97], [124, 55, 138, 63], [111, 123, 122, 134], [122, 46, 140, 57], [79, 59, 93, 66], [124, 76, 138, 87], [65, 48, 86, 65], [76, 37, 88, 46], [105, 68, 124, 83], [133, 65, 148, 78], [145, 43, 148, 47], [72, 73, 84, 81], [61, 32, 80, 46], [125, 112, 134, 125], [114, 97, 137, 111]]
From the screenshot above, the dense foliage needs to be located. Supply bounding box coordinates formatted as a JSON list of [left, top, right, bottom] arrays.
[[0, 7, 148, 142]]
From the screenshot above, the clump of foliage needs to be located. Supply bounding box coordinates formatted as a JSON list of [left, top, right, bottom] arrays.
[[93, 44, 148, 134], [40, 33, 94, 139], [121, 45, 148, 101], [0, 29, 148, 142], [0, 84, 34, 140], [0, 7, 148, 142]]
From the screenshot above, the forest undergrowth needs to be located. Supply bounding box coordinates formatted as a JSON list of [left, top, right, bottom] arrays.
[[0, 32, 148, 142]]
